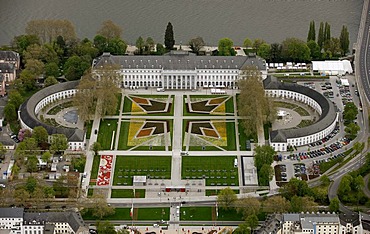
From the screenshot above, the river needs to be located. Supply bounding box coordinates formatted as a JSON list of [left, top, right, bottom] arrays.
[[0, 0, 363, 47]]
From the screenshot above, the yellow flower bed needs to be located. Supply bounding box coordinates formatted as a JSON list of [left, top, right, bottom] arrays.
[[127, 120, 144, 145], [131, 102, 145, 114], [211, 102, 226, 115], [212, 121, 227, 141]]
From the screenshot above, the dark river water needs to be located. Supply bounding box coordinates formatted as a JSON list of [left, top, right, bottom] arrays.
[[0, 0, 363, 47]]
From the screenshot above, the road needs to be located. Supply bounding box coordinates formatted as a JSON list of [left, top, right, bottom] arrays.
[[358, 0, 370, 102]]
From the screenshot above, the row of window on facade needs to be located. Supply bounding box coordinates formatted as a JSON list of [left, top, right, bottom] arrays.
[[121, 69, 239, 74]]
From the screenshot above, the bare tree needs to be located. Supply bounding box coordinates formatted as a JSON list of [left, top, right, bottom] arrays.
[[189, 36, 205, 54], [97, 20, 123, 39], [26, 19, 76, 43]]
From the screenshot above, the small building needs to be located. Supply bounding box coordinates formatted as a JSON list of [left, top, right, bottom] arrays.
[[312, 60, 353, 76], [133, 176, 147, 186]]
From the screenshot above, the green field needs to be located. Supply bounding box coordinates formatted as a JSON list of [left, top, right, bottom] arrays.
[[97, 119, 119, 150], [113, 156, 171, 186], [182, 156, 239, 186], [90, 155, 100, 185], [115, 93, 122, 115], [137, 208, 170, 220], [180, 207, 243, 221], [205, 189, 239, 196], [111, 189, 146, 198], [238, 120, 258, 150], [85, 120, 93, 139], [82, 208, 131, 220], [180, 207, 213, 221]]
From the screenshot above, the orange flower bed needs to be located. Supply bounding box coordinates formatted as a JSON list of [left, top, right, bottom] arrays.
[[132, 97, 150, 105], [208, 97, 226, 105], [202, 128, 219, 138], [136, 128, 153, 137]]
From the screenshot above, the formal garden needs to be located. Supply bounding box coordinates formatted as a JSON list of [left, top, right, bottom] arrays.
[[183, 119, 236, 151], [122, 94, 174, 115], [183, 95, 234, 116]]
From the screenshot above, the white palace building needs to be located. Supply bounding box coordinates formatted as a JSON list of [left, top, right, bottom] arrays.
[[92, 51, 268, 89]]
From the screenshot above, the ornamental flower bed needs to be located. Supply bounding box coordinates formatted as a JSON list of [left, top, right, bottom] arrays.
[[96, 155, 113, 186]]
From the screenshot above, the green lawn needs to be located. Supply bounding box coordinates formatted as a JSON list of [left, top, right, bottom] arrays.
[[205, 189, 239, 196], [82, 208, 131, 220], [226, 121, 236, 150], [238, 120, 258, 150], [182, 156, 239, 186], [111, 189, 145, 198], [113, 156, 171, 186], [122, 96, 132, 113], [115, 93, 122, 115], [85, 120, 93, 139], [137, 208, 170, 220], [97, 119, 118, 150], [180, 207, 213, 221], [218, 208, 244, 221], [90, 155, 100, 185], [87, 188, 94, 197]]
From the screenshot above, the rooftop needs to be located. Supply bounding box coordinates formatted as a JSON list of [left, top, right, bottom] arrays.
[[0, 207, 24, 218]]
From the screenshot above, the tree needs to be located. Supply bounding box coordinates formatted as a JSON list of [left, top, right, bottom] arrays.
[[338, 174, 352, 202], [11, 164, 20, 179], [91, 142, 102, 156], [14, 188, 30, 205], [11, 34, 40, 55], [50, 134, 68, 154], [217, 187, 237, 210], [91, 194, 115, 219], [262, 196, 290, 213], [218, 38, 234, 56], [259, 164, 273, 186], [0, 143, 6, 160], [44, 76, 58, 87], [4, 103, 17, 122], [329, 197, 340, 212], [243, 37, 252, 48], [235, 197, 261, 219], [74, 66, 120, 121], [26, 19, 76, 44], [94, 35, 108, 54], [290, 196, 318, 212], [312, 186, 328, 204], [135, 36, 145, 55], [324, 37, 341, 58], [344, 122, 360, 140], [25, 59, 45, 76], [189, 36, 205, 55], [32, 126, 48, 145], [97, 20, 122, 40], [270, 43, 282, 62], [257, 43, 271, 60], [233, 223, 251, 234], [45, 62, 59, 78], [238, 67, 275, 136], [343, 102, 358, 124], [324, 22, 331, 50], [307, 20, 316, 42], [245, 214, 259, 231], [145, 37, 155, 54], [254, 146, 275, 171], [164, 22, 175, 50], [19, 69, 37, 91], [64, 55, 91, 80], [252, 39, 266, 52], [15, 138, 39, 161], [96, 221, 117, 234], [41, 151, 52, 163], [280, 178, 311, 199], [156, 43, 166, 55], [281, 38, 311, 62], [106, 38, 127, 55], [307, 40, 321, 60], [340, 25, 350, 56], [317, 22, 325, 50], [8, 91, 24, 109], [320, 175, 331, 186], [26, 155, 39, 173]]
